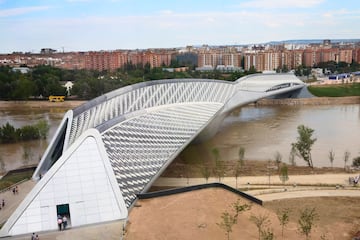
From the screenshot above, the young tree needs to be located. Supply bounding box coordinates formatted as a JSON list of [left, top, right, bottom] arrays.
[[291, 125, 317, 168], [232, 200, 251, 219], [328, 149, 335, 169], [200, 161, 211, 183], [238, 147, 245, 164], [344, 150, 351, 170], [183, 164, 191, 185], [217, 211, 237, 240], [297, 207, 318, 240], [234, 147, 245, 188], [274, 151, 282, 170], [289, 147, 297, 166], [261, 228, 275, 240], [279, 163, 289, 186], [217, 199, 251, 240], [250, 214, 271, 240], [212, 148, 225, 182], [277, 208, 291, 239]]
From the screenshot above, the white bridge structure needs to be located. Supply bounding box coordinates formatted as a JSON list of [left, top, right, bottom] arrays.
[[0, 73, 308, 237]]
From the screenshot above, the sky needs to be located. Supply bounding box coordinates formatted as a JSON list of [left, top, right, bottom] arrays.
[[0, 0, 359, 53]]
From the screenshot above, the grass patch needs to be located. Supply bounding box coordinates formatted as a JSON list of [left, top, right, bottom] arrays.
[[0, 169, 33, 191], [308, 83, 360, 97]]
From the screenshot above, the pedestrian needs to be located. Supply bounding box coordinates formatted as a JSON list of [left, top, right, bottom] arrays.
[[15, 185, 18, 194], [35, 234, 40, 240], [31, 232, 36, 240], [12, 187, 15, 195], [2, 199, 5, 208], [57, 217, 62, 231], [62, 215, 68, 230]]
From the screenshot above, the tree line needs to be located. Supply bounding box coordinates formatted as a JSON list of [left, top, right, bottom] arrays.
[[2, 59, 360, 100], [0, 64, 258, 101]]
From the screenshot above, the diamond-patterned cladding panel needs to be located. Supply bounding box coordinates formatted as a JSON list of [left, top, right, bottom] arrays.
[[102, 103, 222, 207], [69, 81, 234, 146]]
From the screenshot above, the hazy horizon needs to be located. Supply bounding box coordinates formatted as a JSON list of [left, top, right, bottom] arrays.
[[1, 0, 359, 53]]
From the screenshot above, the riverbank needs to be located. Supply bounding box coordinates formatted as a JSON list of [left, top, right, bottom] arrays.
[[0, 100, 86, 109], [256, 96, 360, 105], [1, 96, 359, 110]]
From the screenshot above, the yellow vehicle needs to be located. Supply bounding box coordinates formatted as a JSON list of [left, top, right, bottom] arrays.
[[49, 96, 65, 102]]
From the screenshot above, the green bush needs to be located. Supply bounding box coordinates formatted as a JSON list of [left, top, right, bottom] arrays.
[[0, 120, 49, 143], [19, 125, 40, 140], [0, 122, 18, 143], [352, 156, 360, 167]]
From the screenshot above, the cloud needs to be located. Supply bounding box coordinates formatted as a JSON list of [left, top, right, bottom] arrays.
[[239, 0, 325, 9], [0, 6, 50, 17]]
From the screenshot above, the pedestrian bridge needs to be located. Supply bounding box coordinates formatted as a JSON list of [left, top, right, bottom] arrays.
[[1, 73, 308, 237]]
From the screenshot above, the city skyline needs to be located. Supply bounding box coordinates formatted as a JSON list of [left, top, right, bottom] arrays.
[[1, 0, 360, 53]]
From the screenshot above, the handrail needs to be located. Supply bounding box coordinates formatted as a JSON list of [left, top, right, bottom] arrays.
[[137, 182, 262, 205]]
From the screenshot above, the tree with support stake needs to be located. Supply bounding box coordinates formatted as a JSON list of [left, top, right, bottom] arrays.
[[291, 125, 317, 168]]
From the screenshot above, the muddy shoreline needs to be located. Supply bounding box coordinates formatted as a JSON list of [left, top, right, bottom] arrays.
[[256, 96, 360, 105], [0, 100, 86, 109], [1, 96, 359, 109]]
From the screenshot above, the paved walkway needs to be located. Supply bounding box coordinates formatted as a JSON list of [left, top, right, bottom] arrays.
[[154, 173, 357, 189], [1, 173, 360, 239], [0, 180, 35, 226], [154, 174, 360, 203], [5, 221, 125, 240]]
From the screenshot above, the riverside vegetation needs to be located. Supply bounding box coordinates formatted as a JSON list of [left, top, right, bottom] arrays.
[[0, 120, 49, 143], [1, 60, 360, 101]]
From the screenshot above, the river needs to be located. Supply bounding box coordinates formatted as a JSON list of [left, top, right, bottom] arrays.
[[0, 103, 359, 171], [181, 104, 360, 168], [0, 107, 66, 171]]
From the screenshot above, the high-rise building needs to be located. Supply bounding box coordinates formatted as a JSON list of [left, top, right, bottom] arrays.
[[303, 48, 321, 67]]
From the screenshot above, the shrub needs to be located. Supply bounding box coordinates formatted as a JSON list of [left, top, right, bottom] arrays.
[[352, 157, 360, 167]]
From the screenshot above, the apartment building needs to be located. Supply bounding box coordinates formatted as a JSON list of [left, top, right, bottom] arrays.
[[339, 48, 353, 64], [243, 44, 359, 72], [1, 41, 360, 72], [303, 48, 321, 67], [197, 46, 242, 70]]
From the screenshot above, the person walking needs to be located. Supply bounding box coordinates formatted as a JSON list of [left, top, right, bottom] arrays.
[[31, 232, 36, 240], [57, 216, 62, 231], [62, 215, 68, 230]]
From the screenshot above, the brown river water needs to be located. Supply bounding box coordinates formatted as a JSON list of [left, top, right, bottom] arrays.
[[0, 103, 359, 171]]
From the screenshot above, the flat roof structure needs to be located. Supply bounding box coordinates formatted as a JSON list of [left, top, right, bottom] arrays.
[[0, 73, 306, 237]]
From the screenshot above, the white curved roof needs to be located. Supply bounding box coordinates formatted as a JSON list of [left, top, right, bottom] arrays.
[[236, 73, 304, 92]]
